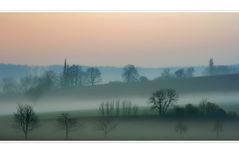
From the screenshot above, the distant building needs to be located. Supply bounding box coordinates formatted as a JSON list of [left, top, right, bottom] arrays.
[[62, 59, 84, 87]]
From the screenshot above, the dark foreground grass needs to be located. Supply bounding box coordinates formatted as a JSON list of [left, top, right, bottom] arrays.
[[0, 110, 239, 141]]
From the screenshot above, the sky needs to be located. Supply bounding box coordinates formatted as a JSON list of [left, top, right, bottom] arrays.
[[0, 13, 239, 67]]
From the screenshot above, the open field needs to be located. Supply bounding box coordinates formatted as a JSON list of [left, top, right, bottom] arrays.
[[1, 73, 239, 115], [41, 73, 239, 99], [0, 110, 239, 140], [0, 74, 239, 140]]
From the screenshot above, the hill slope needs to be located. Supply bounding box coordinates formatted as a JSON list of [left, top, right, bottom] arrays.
[[47, 73, 239, 100]]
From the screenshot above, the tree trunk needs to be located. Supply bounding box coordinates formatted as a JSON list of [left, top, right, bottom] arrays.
[[65, 128, 69, 140], [216, 130, 219, 139], [179, 131, 183, 139], [104, 130, 107, 139], [24, 132, 28, 140]]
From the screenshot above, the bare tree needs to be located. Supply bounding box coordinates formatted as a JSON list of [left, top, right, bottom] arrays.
[[212, 119, 223, 139], [97, 117, 117, 138], [161, 68, 172, 79], [139, 76, 149, 82], [122, 64, 139, 83], [86, 67, 102, 86], [175, 69, 185, 78], [149, 89, 178, 116], [62, 59, 86, 88], [115, 100, 120, 117], [98, 102, 117, 138], [199, 99, 226, 118], [198, 98, 208, 116], [185, 67, 195, 77], [57, 113, 78, 140], [175, 120, 188, 139], [13, 104, 38, 140], [132, 105, 139, 116], [122, 100, 133, 116]]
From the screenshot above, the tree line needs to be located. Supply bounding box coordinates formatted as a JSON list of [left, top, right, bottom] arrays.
[[12, 88, 237, 140], [0, 58, 238, 100]]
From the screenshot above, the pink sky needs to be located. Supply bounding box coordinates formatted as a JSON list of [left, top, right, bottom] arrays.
[[0, 13, 239, 67]]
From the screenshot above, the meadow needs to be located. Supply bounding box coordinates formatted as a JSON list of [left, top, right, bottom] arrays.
[[0, 108, 238, 140], [0, 73, 239, 140]]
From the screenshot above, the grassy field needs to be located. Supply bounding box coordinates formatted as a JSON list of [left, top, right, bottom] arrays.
[[1, 110, 239, 140], [49, 73, 239, 99], [1, 73, 239, 140]]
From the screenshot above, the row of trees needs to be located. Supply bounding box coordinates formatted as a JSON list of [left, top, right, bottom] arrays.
[[0, 64, 194, 95], [0, 63, 146, 95], [13, 103, 226, 140], [99, 100, 139, 117], [3, 58, 238, 95], [62, 59, 102, 88], [13, 104, 82, 140], [205, 58, 238, 76], [13, 87, 234, 140], [161, 67, 195, 79], [174, 119, 224, 139], [2, 57, 239, 95], [148, 89, 236, 119]]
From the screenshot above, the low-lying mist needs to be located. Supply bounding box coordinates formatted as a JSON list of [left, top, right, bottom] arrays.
[[0, 91, 239, 115]]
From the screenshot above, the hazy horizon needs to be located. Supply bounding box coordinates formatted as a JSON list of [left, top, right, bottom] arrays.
[[1, 61, 238, 69], [1, 13, 239, 67]]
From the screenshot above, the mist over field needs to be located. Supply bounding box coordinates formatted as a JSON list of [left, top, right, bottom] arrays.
[[2, 13, 239, 140], [0, 90, 239, 115]]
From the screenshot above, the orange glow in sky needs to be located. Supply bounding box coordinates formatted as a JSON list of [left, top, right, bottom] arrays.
[[0, 13, 239, 67]]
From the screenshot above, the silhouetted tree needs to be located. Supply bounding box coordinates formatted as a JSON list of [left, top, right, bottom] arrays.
[[115, 100, 120, 117], [161, 68, 172, 79], [77, 66, 86, 87], [86, 67, 102, 86], [57, 113, 78, 140], [198, 98, 209, 116], [62, 59, 87, 88], [185, 104, 200, 117], [98, 102, 117, 138], [185, 67, 195, 77], [175, 120, 188, 139], [227, 111, 238, 118], [212, 119, 223, 138], [149, 89, 178, 116], [139, 76, 149, 82], [173, 106, 185, 117], [199, 99, 226, 118], [67, 65, 85, 87], [132, 105, 139, 116], [99, 101, 115, 117], [122, 100, 133, 116], [13, 104, 38, 140], [40, 70, 57, 90], [175, 69, 185, 78], [122, 64, 139, 83], [97, 117, 117, 139], [209, 58, 214, 75]]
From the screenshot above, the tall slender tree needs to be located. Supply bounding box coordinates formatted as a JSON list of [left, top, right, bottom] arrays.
[[209, 58, 214, 75]]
